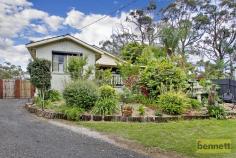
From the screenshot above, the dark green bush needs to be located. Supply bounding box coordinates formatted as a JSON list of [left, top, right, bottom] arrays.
[[27, 58, 51, 90], [92, 98, 118, 115], [45, 89, 61, 102], [158, 91, 190, 115], [63, 80, 99, 110], [99, 85, 116, 99], [27, 58, 51, 110], [207, 105, 226, 120]]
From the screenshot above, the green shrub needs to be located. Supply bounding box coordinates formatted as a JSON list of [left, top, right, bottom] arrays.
[[155, 110, 163, 116], [140, 58, 187, 97], [121, 42, 145, 64], [92, 98, 118, 115], [119, 88, 137, 103], [135, 94, 157, 107], [99, 85, 116, 99], [95, 69, 113, 86], [68, 56, 87, 80], [119, 90, 157, 105], [64, 107, 84, 121], [34, 97, 55, 109], [138, 105, 145, 116], [158, 91, 190, 115], [44, 100, 53, 109], [207, 105, 226, 120], [45, 89, 61, 102], [34, 96, 43, 107], [63, 80, 99, 110], [201, 97, 208, 106], [188, 98, 201, 109]]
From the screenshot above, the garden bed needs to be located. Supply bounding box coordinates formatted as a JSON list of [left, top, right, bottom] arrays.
[[25, 103, 215, 122]]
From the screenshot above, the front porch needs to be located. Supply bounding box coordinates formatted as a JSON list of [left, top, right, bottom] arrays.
[[96, 66, 123, 88]]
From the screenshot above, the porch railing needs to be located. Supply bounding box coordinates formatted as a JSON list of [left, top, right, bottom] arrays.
[[111, 74, 123, 87]]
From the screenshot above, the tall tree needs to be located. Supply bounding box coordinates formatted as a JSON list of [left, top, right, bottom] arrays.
[[126, 1, 158, 45], [161, 0, 209, 56], [121, 42, 145, 64], [99, 29, 137, 54], [99, 0, 158, 54], [195, 0, 236, 77], [159, 25, 180, 56], [0, 62, 23, 79]]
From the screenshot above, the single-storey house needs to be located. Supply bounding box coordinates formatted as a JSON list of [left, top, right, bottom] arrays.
[[26, 34, 122, 91]]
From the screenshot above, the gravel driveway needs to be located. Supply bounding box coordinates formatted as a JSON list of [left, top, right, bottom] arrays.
[[0, 99, 148, 158]]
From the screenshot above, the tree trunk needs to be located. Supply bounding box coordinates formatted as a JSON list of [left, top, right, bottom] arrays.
[[229, 55, 234, 79], [41, 88, 45, 111]]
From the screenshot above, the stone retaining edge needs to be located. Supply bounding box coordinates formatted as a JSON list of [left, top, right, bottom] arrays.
[[24, 103, 222, 122]]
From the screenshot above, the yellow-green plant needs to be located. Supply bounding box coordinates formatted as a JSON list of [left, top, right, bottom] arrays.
[[158, 91, 190, 115]]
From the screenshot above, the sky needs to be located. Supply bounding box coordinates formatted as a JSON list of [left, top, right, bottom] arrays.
[[0, 0, 173, 70]]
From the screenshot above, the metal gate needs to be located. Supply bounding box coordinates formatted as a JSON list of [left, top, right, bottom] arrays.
[[0, 79, 34, 99], [212, 79, 236, 97]]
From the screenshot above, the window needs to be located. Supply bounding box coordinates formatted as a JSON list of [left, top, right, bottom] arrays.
[[52, 51, 82, 72]]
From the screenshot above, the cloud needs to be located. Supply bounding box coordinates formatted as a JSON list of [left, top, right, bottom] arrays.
[[27, 35, 55, 42], [0, 1, 64, 39], [64, 9, 85, 28], [0, 43, 30, 70], [0, 2, 133, 70], [0, 0, 64, 70], [30, 24, 48, 34], [64, 9, 131, 45], [0, 38, 14, 49], [44, 15, 64, 31]]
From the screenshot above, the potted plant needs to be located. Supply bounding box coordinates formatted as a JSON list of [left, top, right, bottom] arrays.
[[122, 105, 133, 117]]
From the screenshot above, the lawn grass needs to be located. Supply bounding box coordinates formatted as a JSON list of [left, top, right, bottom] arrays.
[[80, 120, 236, 158]]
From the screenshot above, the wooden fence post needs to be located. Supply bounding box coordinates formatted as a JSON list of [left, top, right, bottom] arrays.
[[15, 80, 21, 99], [0, 80, 3, 99]]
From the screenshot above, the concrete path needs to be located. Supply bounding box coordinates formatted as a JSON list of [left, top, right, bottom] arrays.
[[0, 99, 149, 158]]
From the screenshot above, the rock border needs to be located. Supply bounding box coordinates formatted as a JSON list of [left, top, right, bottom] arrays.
[[25, 103, 67, 119], [25, 103, 215, 122]]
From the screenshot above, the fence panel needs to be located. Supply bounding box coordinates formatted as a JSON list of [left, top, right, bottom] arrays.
[[213, 79, 236, 97], [20, 80, 32, 98], [0, 79, 34, 99], [3, 80, 15, 99]]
